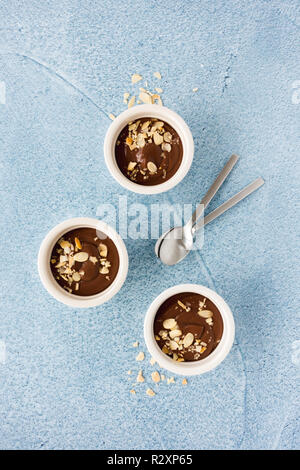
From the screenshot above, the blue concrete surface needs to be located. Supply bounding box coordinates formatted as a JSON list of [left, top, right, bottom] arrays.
[[0, 0, 299, 450]]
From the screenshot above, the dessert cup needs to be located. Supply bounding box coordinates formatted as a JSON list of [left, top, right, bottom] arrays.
[[104, 104, 194, 194], [144, 284, 235, 375], [38, 217, 128, 308]]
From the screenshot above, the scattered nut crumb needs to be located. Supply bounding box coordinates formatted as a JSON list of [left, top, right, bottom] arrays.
[[128, 95, 136, 108], [127, 370, 132, 375], [146, 388, 155, 397], [167, 377, 175, 384], [137, 370, 145, 383], [109, 113, 116, 120], [136, 352, 145, 361], [151, 371, 161, 383], [154, 72, 161, 79], [131, 73, 142, 84], [133, 341, 139, 347], [182, 378, 188, 385], [139, 91, 152, 104], [192, 87, 198, 92], [130, 389, 136, 394], [150, 357, 156, 366], [155, 87, 163, 93], [123, 92, 130, 103]]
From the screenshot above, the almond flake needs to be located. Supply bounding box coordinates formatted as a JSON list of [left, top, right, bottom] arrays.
[[163, 318, 177, 329], [137, 133, 146, 148], [147, 161, 157, 174], [169, 340, 179, 351], [136, 352, 144, 361], [127, 161, 137, 171], [59, 240, 70, 250], [146, 388, 155, 397], [153, 132, 163, 145], [198, 309, 213, 318], [72, 272, 81, 282], [177, 300, 188, 310], [161, 142, 171, 152], [98, 243, 107, 257], [137, 370, 145, 383], [131, 73, 142, 84], [151, 371, 160, 383], [163, 132, 172, 143], [100, 266, 109, 274], [169, 329, 182, 339], [128, 95, 136, 108], [158, 329, 168, 339], [154, 72, 161, 79], [152, 121, 164, 130], [141, 120, 151, 130], [139, 91, 152, 104], [73, 252, 89, 262], [183, 333, 194, 348], [74, 237, 82, 249]]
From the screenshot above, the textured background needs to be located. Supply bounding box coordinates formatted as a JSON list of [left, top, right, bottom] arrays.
[[0, 0, 299, 450]]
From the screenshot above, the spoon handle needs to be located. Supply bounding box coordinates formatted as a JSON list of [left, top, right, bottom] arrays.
[[187, 154, 239, 230], [194, 177, 264, 231]]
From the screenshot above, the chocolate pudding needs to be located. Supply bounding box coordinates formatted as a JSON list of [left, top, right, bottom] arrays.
[[154, 292, 223, 361], [115, 117, 183, 185], [50, 228, 119, 296]]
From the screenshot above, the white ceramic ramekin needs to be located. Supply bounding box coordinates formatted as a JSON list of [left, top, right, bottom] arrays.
[[144, 284, 235, 375], [103, 104, 194, 194], [38, 217, 128, 308]]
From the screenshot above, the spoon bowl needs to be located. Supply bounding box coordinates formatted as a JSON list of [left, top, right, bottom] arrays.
[[155, 225, 194, 265], [155, 155, 264, 266]]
